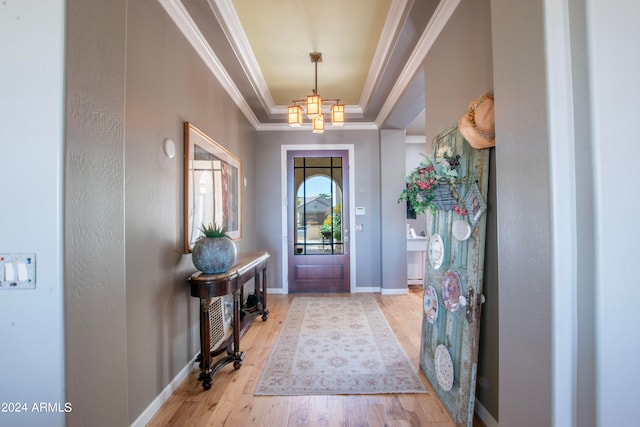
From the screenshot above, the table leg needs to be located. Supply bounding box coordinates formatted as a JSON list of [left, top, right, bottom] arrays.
[[198, 298, 213, 390], [260, 266, 269, 321], [231, 288, 244, 369]]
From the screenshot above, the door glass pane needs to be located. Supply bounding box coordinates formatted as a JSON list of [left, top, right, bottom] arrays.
[[293, 157, 343, 255]]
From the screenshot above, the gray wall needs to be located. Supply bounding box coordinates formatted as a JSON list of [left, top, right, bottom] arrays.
[[422, 0, 498, 420], [255, 130, 383, 291], [65, 0, 129, 425], [380, 130, 409, 291], [423, 2, 493, 146], [491, 0, 553, 425], [65, 0, 257, 425]]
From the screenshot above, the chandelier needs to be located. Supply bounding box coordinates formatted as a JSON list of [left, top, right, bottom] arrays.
[[287, 52, 345, 133]]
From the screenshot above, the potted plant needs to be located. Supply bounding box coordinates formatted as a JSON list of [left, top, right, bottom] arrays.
[[320, 223, 333, 239], [398, 153, 467, 215], [191, 223, 237, 274], [320, 204, 342, 241]]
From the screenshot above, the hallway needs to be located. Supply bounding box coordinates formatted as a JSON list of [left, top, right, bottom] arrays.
[[148, 288, 458, 426]]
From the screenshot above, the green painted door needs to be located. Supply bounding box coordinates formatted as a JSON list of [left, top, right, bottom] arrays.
[[420, 126, 490, 426]]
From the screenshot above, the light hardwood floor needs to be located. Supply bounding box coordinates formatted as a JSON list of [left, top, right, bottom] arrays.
[[148, 287, 458, 427]]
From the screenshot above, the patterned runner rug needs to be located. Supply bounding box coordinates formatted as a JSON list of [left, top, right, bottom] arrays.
[[254, 297, 427, 395]]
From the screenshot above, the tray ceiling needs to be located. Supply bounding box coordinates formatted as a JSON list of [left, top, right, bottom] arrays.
[[160, 0, 458, 130]]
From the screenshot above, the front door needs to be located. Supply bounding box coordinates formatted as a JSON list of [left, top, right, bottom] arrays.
[[420, 127, 489, 426], [287, 150, 350, 293]]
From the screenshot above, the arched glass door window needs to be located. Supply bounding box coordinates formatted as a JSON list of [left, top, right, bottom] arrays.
[[293, 157, 343, 255]]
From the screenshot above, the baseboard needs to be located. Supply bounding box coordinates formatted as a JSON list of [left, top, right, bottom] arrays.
[[267, 287, 384, 294], [475, 400, 498, 427], [354, 286, 381, 293], [380, 287, 409, 295], [130, 354, 198, 427]]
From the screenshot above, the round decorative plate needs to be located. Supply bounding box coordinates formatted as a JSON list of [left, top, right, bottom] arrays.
[[428, 234, 444, 269], [423, 286, 439, 324], [452, 219, 471, 241], [434, 344, 454, 391], [442, 270, 462, 312]]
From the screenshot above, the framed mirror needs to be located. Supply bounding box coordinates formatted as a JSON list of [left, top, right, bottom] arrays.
[[184, 122, 241, 253]]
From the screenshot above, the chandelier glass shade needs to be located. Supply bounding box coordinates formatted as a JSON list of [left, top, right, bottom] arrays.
[[331, 103, 345, 126], [288, 105, 303, 127], [312, 114, 325, 133], [306, 94, 322, 117], [287, 52, 344, 133]]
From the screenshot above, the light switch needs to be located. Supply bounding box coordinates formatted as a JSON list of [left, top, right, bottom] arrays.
[[17, 263, 28, 281], [5, 263, 15, 281], [0, 253, 36, 289]]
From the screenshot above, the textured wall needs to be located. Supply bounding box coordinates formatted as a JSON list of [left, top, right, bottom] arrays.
[[255, 130, 382, 291], [65, 0, 257, 424], [124, 1, 256, 420], [65, 0, 129, 426]]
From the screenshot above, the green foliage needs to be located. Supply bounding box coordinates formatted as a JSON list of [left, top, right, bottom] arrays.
[[397, 153, 463, 215], [320, 223, 332, 236], [198, 223, 230, 239], [321, 204, 342, 240]]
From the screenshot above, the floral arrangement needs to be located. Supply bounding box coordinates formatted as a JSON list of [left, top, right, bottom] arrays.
[[398, 152, 467, 215]]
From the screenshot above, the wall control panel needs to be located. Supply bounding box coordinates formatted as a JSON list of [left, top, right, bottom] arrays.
[[0, 253, 36, 290]]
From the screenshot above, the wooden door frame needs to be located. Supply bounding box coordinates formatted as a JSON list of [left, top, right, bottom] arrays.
[[281, 144, 356, 294]]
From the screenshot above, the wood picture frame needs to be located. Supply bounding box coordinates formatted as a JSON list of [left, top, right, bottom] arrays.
[[184, 122, 241, 253]]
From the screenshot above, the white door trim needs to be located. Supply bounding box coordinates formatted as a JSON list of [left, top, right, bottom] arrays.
[[544, 0, 578, 425], [281, 144, 356, 294]]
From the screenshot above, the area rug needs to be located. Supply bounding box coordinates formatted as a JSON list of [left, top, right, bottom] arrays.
[[254, 297, 427, 395]]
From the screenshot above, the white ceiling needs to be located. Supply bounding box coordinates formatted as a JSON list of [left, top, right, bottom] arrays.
[[160, 0, 456, 131]]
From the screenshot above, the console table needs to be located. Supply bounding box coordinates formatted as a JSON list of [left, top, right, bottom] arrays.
[[189, 251, 269, 390]]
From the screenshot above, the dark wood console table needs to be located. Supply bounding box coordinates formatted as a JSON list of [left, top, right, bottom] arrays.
[[189, 251, 269, 390]]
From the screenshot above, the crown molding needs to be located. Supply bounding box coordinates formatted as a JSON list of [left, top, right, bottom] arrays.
[[212, 0, 407, 118], [375, 0, 461, 127], [211, 0, 276, 114], [271, 104, 364, 119], [159, 0, 459, 133], [358, 0, 410, 107], [257, 121, 379, 132], [158, 0, 261, 129]]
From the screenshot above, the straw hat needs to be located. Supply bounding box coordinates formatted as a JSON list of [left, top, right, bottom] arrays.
[[458, 94, 495, 149]]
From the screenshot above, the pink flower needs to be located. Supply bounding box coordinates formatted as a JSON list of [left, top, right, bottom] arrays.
[[454, 205, 468, 216], [417, 181, 431, 190]]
